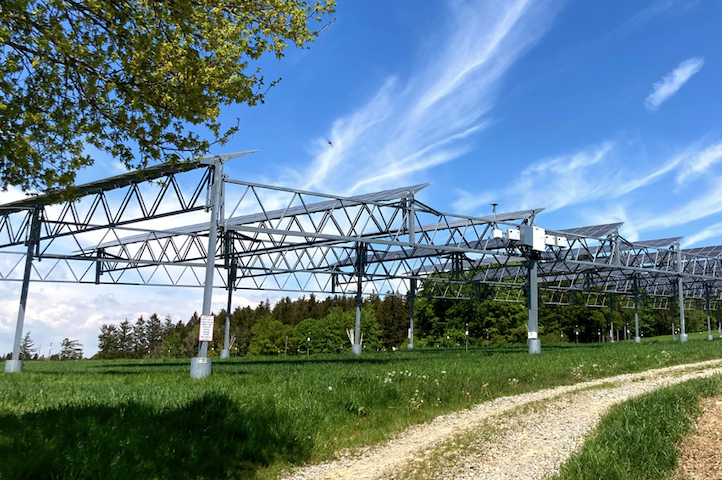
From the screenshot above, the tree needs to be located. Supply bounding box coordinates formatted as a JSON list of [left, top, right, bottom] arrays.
[[117, 319, 134, 357], [0, 0, 335, 193], [59, 338, 83, 360], [19, 331, 36, 360], [97, 324, 120, 359], [133, 315, 148, 358]]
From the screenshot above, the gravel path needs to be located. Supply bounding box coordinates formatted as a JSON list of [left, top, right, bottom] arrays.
[[281, 358, 722, 480]]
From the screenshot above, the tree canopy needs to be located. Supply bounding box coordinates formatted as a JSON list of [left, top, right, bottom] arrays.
[[0, 0, 335, 192]]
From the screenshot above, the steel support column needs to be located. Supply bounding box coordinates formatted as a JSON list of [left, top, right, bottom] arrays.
[[221, 262, 236, 359], [633, 277, 641, 343], [352, 242, 366, 356], [527, 258, 540, 354], [191, 158, 224, 378], [609, 292, 615, 343], [678, 276, 688, 343], [718, 302, 721, 339], [407, 278, 417, 349], [5, 208, 41, 374], [705, 286, 713, 341]]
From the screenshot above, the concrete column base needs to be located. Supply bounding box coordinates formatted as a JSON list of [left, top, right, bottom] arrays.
[[351, 344, 362, 355], [680, 333, 688, 343], [220, 349, 230, 359], [528, 339, 541, 355], [708, 334, 714, 341], [190, 357, 212, 379], [407, 343, 414, 349], [4, 360, 22, 373], [634, 336, 641, 343]]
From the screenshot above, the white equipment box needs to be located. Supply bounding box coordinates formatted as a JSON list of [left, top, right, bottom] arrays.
[[520, 225, 546, 252]]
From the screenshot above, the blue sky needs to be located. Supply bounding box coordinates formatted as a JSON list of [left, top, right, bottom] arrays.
[[3, 0, 722, 356], [207, 0, 722, 245]]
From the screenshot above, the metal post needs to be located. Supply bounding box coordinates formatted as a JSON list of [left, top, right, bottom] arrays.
[[678, 276, 688, 343], [677, 245, 688, 343], [609, 293, 615, 344], [670, 291, 676, 341], [352, 242, 365, 355], [191, 158, 224, 378], [718, 301, 721, 339], [633, 277, 641, 343], [5, 208, 41, 374], [221, 262, 235, 359], [407, 278, 416, 349], [705, 286, 713, 341], [527, 258, 540, 354]]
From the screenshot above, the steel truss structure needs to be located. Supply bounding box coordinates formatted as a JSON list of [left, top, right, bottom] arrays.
[[2, 152, 722, 377]]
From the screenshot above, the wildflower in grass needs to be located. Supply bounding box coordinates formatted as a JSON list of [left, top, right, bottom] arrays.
[[508, 378, 519, 387], [328, 386, 333, 391], [441, 370, 447, 374]]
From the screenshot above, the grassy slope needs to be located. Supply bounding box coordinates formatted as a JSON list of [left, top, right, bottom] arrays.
[[555, 375, 722, 480], [1, 336, 721, 479]]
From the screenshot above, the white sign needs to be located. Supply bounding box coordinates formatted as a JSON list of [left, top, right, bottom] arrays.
[[528, 331, 538, 340], [199, 314, 215, 342]]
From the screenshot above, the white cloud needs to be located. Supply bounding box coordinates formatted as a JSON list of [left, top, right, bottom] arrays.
[[675, 141, 722, 186], [506, 142, 615, 212], [644, 57, 704, 111], [683, 220, 722, 247], [634, 177, 722, 232], [297, 0, 564, 195]]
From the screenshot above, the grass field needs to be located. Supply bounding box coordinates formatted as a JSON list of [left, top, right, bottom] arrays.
[[555, 375, 722, 480], [2, 336, 722, 480]]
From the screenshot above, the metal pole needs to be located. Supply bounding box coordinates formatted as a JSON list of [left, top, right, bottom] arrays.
[[633, 277, 641, 343], [221, 262, 235, 359], [678, 277, 688, 343], [5, 209, 41, 374], [670, 292, 676, 341], [609, 293, 615, 344], [677, 245, 688, 342], [718, 301, 721, 339], [352, 242, 365, 355], [191, 159, 224, 378], [407, 278, 416, 349], [527, 258, 540, 354], [705, 286, 713, 341]]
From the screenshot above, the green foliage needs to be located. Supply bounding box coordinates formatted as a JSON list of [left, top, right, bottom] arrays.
[[19, 331, 36, 360], [0, 0, 336, 192], [556, 375, 722, 480], [249, 315, 294, 356], [59, 338, 83, 360]]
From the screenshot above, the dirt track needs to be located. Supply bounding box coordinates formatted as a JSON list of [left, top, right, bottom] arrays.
[[281, 358, 722, 480]]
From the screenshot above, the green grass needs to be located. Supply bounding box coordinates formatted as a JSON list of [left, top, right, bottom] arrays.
[[1, 336, 722, 480], [555, 374, 722, 480]]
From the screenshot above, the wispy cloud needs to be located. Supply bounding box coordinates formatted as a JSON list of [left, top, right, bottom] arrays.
[[675, 141, 722, 186], [644, 57, 704, 111], [682, 220, 722, 247], [505, 142, 615, 212], [298, 0, 564, 195]]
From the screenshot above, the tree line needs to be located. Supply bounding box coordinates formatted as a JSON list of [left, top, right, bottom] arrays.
[[91, 292, 716, 359], [3, 333, 83, 361]]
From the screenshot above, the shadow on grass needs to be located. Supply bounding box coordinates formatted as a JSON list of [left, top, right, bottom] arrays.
[[0, 393, 311, 480]]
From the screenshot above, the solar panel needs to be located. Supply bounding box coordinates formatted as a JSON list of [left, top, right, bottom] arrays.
[[683, 245, 722, 257], [96, 183, 429, 248], [550, 223, 623, 238], [635, 237, 683, 249]]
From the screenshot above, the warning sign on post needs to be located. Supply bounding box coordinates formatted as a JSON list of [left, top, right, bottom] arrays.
[[199, 314, 215, 342]]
